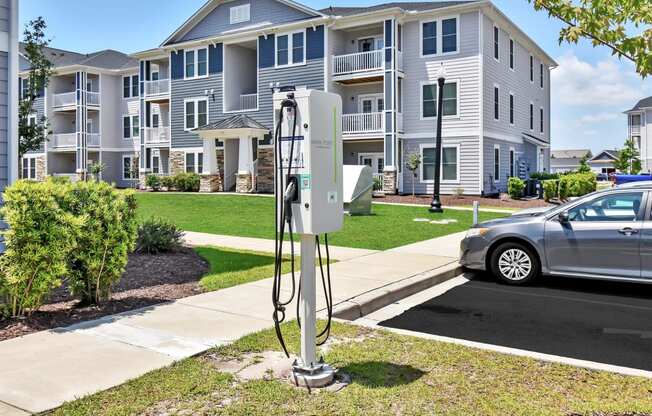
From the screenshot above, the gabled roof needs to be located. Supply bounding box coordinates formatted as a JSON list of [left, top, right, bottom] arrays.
[[625, 96, 652, 113], [20, 43, 138, 72], [320, 1, 477, 16], [550, 157, 583, 167], [589, 150, 620, 163], [551, 149, 592, 159], [194, 114, 269, 131]]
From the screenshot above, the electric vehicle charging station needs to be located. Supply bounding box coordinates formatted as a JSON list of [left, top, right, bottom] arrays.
[[272, 88, 343, 388]]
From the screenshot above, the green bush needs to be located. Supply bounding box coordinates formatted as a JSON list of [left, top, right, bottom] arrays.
[[529, 172, 560, 181], [507, 177, 525, 199], [145, 174, 161, 191], [160, 176, 175, 190], [0, 180, 83, 317], [58, 181, 138, 305], [136, 217, 184, 255], [172, 173, 200, 192], [558, 173, 597, 201], [543, 179, 560, 202], [372, 176, 382, 192]]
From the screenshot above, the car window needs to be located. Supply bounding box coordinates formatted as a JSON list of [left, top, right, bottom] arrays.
[[567, 192, 644, 222]]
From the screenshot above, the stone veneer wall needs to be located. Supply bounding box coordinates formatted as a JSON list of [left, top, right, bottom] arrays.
[[35, 155, 46, 181], [236, 173, 252, 193], [256, 148, 274, 194], [170, 151, 185, 175], [383, 170, 397, 194]]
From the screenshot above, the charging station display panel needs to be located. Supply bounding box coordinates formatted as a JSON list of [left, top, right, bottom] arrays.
[[274, 89, 343, 236]]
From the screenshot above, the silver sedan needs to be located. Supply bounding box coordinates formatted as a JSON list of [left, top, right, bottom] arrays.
[[460, 183, 651, 285]]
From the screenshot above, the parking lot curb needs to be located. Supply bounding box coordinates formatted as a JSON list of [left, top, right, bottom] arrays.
[[331, 261, 463, 321]]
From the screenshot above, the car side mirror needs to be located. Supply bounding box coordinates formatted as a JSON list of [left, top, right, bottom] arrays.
[[558, 211, 570, 223]]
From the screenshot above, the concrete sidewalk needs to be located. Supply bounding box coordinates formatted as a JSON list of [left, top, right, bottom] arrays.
[[0, 233, 464, 415]]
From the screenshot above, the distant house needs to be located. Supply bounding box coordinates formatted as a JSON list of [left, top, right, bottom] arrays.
[[550, 149, 591, 173], [625, 96, 651, 172], [588, 150, 620, 175]]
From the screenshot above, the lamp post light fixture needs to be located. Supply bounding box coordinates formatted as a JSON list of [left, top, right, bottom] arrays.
[[430, 63, 446, 213]]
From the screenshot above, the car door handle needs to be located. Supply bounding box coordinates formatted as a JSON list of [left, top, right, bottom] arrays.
[[619, 227, 639, 236]]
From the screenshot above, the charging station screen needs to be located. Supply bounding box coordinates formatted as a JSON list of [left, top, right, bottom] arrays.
[[279, 136, 305, 169]]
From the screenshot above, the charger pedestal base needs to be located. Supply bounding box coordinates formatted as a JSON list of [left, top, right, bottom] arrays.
[[290, 363, 335, 388]]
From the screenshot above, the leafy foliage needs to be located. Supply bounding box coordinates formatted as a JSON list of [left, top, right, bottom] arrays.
[[88, 162, 106, 181], [577, 153, 592, 174], [19, 17, 53, 157], [160, 176, 175, 190], [614, 139, 642, 174], [145, 174, 162, 191], [136, 217, 184, 255], [405, 153, 422, 197], [543, 179, 560, 202], [530, 0, 652, 77], [529, 172, 560, 180], [507, 177, 526, 199], [558, 173, 597, 201], [0, 180, 82, 317], [172, 173, 201, 192]]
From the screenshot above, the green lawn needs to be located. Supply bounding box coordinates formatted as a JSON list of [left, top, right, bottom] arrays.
[[136, 194, 505, 250], [56, 322, 652, 416]]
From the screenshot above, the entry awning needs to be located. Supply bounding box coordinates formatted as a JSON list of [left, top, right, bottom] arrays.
[[522, 132, 550, 148], [193, 114, 269, 140]]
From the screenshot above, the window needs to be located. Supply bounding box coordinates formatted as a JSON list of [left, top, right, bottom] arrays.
[[184, 151, 204, 174], [123, 77, 130, 98], [421, 81, 458, 118], [22, 156, 37, 179], [230, 4, 250, 24], [493, 86, 500, 120], [509, 148, 515, 177], [509, 93, 514, 125], [568, 192, 644, 222], [509, 38, 514, 69], [132, 115, 140, 138], [132, 75, 139, 97], [123, 115, 140, 139], [28, 113, 37, 127], [540, 63, 544, 88], [494, 145, 501, 182], [122, 155, 135, 180], [631, 114, 642, 126], [540, 108, 544, 133], [123, 75, 139, 98], [421, 145, 459, 182], [493, 26, 499, 60], [529, 55, 534, 82], [184, 98, 209, 130], [152, 113, 160, 128], [276, 31, 304, 66], [397, 78, 403, 113], [529, 103, 534, 130], [185, 48, 208, 79], [21, 78, 29, 100], [421, 17, 458, 56], [151, 71, 159, 81]]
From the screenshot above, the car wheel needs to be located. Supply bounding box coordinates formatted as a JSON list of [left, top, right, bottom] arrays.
[[490, 242, 540, 285]]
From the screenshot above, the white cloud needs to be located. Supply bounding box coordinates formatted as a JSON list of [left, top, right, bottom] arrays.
[[576, 112, 620, 125], [551, 52, 645, 107]]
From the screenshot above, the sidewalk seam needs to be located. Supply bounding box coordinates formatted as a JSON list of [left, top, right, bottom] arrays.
[[0, 399, 31, 415]]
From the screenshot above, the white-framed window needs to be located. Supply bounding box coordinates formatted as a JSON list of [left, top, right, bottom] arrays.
[[123, 75, 139, 98], [529, 55, 534, 82], [494, 145, 501, 182], [184, 98, 208, 130], [397, 78, 403, 114], [509, 92, 515, 125], [420, 80, 459, 119], [20, 78, 30, 100], [28, 113, 37, 127], [122, 155, 136, 180], [630, 114, 642, 126], [358, 93, 384, 113], [276, 30, 305, 67], [420, 16, 459, 57], [540, 63, 544, 89], [123, 115, 140, 139], [420, 143, 460, 183], [509, 38, 514, 70], [22, 156, 37, 179], [185, 47, 208, 79], [540, 107, 544, 133], [493, 25, 500, 61], [230, 4, 250, 24], [184, 151, 204, 174], [509, 147, 515, 178], [529, 103, 534, 130], [493, 85, 500, 120]]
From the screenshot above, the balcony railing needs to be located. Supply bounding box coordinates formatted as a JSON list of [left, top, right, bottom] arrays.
[[333, 50, 383, 76], [51, 133, 76, 148], [144, 127, 171, 144], [53, 92, 76, 108], [397, 50, 404, 72], [630, 125, 641, 135], [239, 93, 258, 111], [343, 112, 383, 134], [145, 79, 170, 97], [88, 92, 100, 106], [87, 133, 100, 146]]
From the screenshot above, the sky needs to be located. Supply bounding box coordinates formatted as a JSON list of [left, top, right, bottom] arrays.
[[20, 0, 652, 154]]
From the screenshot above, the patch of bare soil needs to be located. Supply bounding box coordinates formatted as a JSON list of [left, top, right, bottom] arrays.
[[379, 194, 553, 209], [0, 247, 209, 341]]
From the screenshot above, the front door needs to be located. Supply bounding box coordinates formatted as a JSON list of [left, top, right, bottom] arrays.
[[359, 153, 384, 177], [359, 95, 384, 114], [544, 191, 645, 279]]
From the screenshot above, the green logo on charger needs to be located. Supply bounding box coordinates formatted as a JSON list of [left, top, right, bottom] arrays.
[[300, 174, 311, 190]]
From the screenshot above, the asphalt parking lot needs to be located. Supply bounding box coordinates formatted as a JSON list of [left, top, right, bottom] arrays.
[[379, 273, 652, 371]]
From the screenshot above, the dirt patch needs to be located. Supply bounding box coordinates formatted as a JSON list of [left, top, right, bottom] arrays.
[[0, 247, 209, 341], [379, 194, 553, 209]]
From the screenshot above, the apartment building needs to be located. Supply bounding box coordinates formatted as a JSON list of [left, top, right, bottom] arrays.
[[625, 96, 652, 173], [1, 0, 18, 190], [22, 0, 555, 195]]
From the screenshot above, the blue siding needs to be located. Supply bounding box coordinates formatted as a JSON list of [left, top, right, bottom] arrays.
[[259, 35, 275, 68], [171, 50, 184, 80], [209, 44, 223, 74], [306, 25, 324, 60]]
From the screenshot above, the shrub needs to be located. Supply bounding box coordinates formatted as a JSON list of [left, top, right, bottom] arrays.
[[136, 217, 184, 254], [507, 177, 525, 199], [172, 173, 200, 192], [145, 174, 161, 191], [543, 179, 560, 202], [59, 181, 138, 305], [529, 172, 560, 181], [372, 176, 382, 192], [558, 173, 597, 201], [0, 180, 82, 317], [160, 175, 175, 190]]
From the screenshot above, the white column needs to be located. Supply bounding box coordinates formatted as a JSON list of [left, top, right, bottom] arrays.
[[203, 138, 218, 174], [299, 234, 317, 368], [238, 135, 254, 175]]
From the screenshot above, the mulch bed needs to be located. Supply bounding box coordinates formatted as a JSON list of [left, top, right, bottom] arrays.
[[378, 194, 553, 209], [0, 247, 210, 342]]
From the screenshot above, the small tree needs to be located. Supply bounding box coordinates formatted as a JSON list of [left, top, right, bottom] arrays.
[[89, 162, 105, 182], [405, 153, 421, 197], [614, 139, 642, 174], [19, 17, 53, 158], [577, 153, 591, 174]]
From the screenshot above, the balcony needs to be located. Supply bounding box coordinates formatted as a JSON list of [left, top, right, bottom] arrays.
[[144, 79, 170, 98], [88, 92, 100, 106], [87, 133, 100, 147], [343, 112, 383, 136], [630, 124, 641, 135], [239, 94, 258, 111], [53, 92, 76, 108], [51, 133, 76, 149], [144, 127, 170, 145], [332, 50, 384, 83]]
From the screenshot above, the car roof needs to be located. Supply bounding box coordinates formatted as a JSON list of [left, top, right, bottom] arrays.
[[615, 181, 652, 189]]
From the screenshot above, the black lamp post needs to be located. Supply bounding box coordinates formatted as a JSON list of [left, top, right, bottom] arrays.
[[429, 65, 446, 213]]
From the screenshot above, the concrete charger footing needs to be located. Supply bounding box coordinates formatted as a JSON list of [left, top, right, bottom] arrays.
[[290, 364, 336, 388]]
